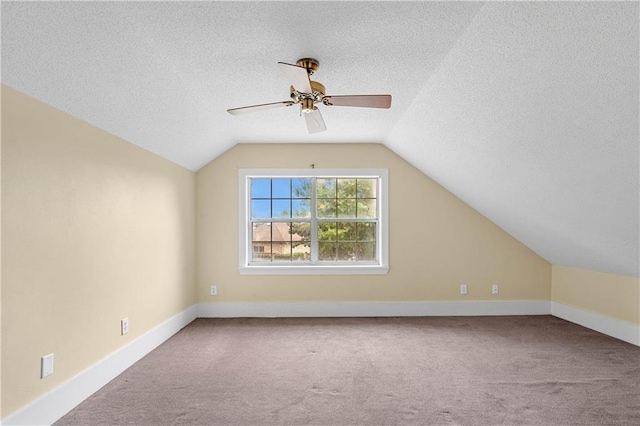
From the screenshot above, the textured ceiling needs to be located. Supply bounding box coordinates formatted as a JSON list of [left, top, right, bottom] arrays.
[[386, 2, 639, 277], [2, 1, 638, 277], [1, 1, 483, 169]]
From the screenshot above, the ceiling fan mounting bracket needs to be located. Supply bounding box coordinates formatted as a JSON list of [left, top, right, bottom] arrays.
[[296, 58, 319, 75]]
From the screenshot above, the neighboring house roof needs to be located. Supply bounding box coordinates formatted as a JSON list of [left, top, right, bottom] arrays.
[[252, 223, 303, 242]]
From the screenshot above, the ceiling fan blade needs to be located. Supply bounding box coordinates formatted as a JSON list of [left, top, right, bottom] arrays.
[[278, 62, 312, 94], [323, 95, 392, 109], [227, 101, 295, 115], [304, 108, 326, 134]]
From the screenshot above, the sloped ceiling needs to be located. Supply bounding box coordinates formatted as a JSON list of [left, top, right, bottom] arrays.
[[2, 2, 638, 277]]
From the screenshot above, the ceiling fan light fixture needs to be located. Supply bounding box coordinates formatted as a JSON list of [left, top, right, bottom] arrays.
[[301, 98, 314, 113]]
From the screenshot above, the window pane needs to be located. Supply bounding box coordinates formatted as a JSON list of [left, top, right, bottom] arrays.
[[272, 242, 292, 261], [337, 242, 357, 261], [272, 179, 291, 198], [318, 222, 337, 241], [337, 178, 356, 198], [292, 241, 311, 261], [317, 199, 337, 218], [356, 199, 377, 218], [318, 242, 337, 260], [270, 222, 292, 242], [356, 242, 376, 261], [252, 196, 272, 217], [292, 178, 311, 198], [290, 222, 311, 242], [356, 222, 376, 241], [252, 223, 271, 242], [251, 223, 272, 261], [337, 199, 356, 218], [356, 179, 377, 199], [252, 244, 272, 262], [292, 199, 311, 218], [251, 178, 271, 198], [337, 222, 356, 241], [317, 178, 336, 198], [272, 199, 291, 218]]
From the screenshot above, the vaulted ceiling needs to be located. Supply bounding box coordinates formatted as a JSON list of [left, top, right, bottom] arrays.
[[2, 2, 638, 277]]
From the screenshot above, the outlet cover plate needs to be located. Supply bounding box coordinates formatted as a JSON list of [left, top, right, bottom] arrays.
[[460, 284, 468, 295], [41, 353, 54, 378], [121, 318, 129, 335]]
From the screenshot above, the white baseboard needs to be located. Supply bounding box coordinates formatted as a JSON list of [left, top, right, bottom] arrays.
[[551, 302, 640, 347], [196, 300, 551, 318], [1, 305, 198, 426]]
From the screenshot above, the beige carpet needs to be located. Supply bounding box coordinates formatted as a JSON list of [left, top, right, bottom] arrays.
[[55, 316, 640, 425]]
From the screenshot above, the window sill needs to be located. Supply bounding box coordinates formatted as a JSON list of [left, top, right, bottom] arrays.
[[238, 265, 390, 276]]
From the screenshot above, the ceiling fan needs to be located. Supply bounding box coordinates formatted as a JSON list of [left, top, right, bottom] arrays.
[[227, 58, 392, 134]]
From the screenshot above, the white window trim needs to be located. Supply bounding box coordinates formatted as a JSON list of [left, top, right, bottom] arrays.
[[238, 168, 389, 275]]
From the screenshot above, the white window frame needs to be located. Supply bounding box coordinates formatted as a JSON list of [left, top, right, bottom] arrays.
[[238, 168, 389, 275]]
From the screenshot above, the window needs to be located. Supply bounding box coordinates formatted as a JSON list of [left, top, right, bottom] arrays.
[[238, 169, 389, 275]]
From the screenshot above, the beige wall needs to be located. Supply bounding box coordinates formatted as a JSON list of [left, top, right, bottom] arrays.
[[1, 86, 196, 417], [196, 143, 551, 303], [552, 265, 640, 325]]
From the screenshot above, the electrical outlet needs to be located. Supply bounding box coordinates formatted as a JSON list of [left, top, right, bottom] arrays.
[[210, 285, 217, 296], [41, 353, 54, 378], [492, 284, 499, 295], [121, 318, 129, 335], [460, 284, 468, 295]]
